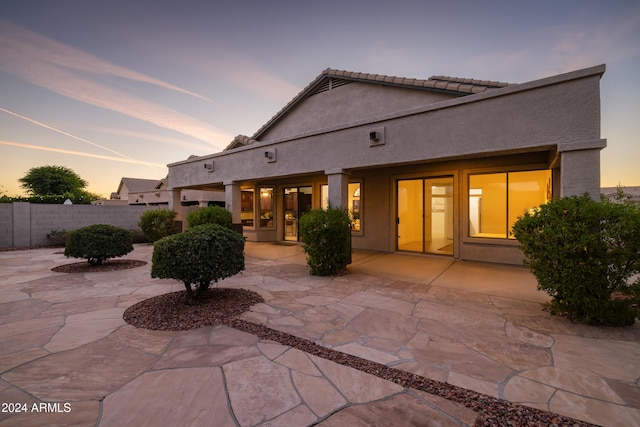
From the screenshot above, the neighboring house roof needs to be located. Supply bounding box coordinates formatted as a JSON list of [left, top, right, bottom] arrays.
[[601, 186, 640, 203], [117, 178, 162, 194], [250, 68, 511, 141], [156, 178, 168, 189], [224, 135, 260, 151]]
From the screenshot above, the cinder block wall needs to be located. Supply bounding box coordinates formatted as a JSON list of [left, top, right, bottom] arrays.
[[0, 203, 156, 248], [0, 204, 12, 248]]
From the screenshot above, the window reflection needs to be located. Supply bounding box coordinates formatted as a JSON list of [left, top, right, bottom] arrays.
[[349, 183, 361, 231], [259, 187, 273, 227], [469, 170, 551, 238], [320, 182, 361, 232], [241, 189, 254, 227]]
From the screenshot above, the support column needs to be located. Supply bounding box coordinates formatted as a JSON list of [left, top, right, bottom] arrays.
[[168, 189, 181, 213], [167, 189, 184, 232], [325, 169, 349, 209], [558, 139, 606, 199], [224, 181, 242, 224]]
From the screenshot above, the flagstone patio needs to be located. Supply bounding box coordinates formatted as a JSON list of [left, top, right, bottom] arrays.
[[0, 243, 639, 426]]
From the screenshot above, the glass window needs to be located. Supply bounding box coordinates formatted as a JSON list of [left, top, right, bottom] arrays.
[[508, 170, 552, 231], [469, 170, 551, 239], [321, 184, 329, 210], [241, 189, 254, 227], [348, 182, 361, 232], [320, 182, 361, 232], [259, 187, 274, 228]]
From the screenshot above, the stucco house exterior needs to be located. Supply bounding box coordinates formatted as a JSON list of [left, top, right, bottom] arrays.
[[167, 64, 607, 264], [93, 177, 224, 207]]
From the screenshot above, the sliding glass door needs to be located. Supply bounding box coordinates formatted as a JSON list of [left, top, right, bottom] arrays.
[[283, 186, 312, 241], [397, 179, 424, 251], [397, 177, 453, 255]]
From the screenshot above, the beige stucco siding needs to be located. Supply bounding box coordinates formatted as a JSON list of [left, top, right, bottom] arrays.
[[259, 82, 456, 141], [169, 67, 603, 190]]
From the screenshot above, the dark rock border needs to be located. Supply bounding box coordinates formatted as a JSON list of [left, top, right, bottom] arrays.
[[123, 288, 264, 330], [52, 259, 147, 273], [124, 288, 598, 427], [228, 319, 599, 427]]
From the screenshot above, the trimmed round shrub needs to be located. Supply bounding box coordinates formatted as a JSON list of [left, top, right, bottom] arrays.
[[151, 224, 245, 304], [512, 195, 640, 326], [187, 205, 232, 229], [64, 224, 134, 265], [138, 209, 177, 243], [299, 206, 352, 276]]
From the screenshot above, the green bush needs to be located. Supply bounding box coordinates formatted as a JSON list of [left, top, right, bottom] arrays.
[[0, 192, 97, 204], [187, 205, 232, 229], [299, 207, 352, 276], [138, 209, 177, 243], [512, 195, 640, 326], [151, 224, 245, 304], [46, 229, 68, 246], [64, 224, 134, 265], [129, 229, 148, 244]]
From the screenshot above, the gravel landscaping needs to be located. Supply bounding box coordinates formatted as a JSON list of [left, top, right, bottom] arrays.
[[123, 288, 265, 330], [51, 258, 147, 273]]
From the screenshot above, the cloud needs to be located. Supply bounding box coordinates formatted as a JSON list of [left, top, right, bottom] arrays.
[[464, 6, 640, 82], [142, 33, 302, 103], [207, 53, 302, 102], [0, 18, 213, 103], [0, 140, 167, 169], [0, 18, 232, 149], [83, 126, 215, 154], [0, 107, 135, 160]]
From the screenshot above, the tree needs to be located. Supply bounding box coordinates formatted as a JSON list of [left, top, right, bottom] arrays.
[[19, 165, 88, 196]]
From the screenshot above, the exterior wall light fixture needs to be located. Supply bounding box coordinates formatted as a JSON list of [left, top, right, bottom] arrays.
[[369, 126, 385, 147], [264, 149, 277, 163]]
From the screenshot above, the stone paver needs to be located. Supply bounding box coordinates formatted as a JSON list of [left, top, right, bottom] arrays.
[[315, 391, 469, 427], [224, 356, 302, 426], [0, 243, 639, 427], [101, 367, 236, 427]]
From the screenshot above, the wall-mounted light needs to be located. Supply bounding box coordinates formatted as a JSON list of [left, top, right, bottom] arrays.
[[264, 149, 277, 163], [203, 161, 214, 172], [369, 126, 385, 147]]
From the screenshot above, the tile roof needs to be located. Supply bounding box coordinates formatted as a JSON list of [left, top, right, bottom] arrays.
[[601, 186, 640, 202], [250, 68, 511, 140], [323, 69, 510, 94], [119, 178, 162, 194], [223, 135, 260, 151]]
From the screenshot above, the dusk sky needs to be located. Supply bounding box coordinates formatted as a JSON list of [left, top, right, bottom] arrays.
[[1, 0, 639, 198]]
